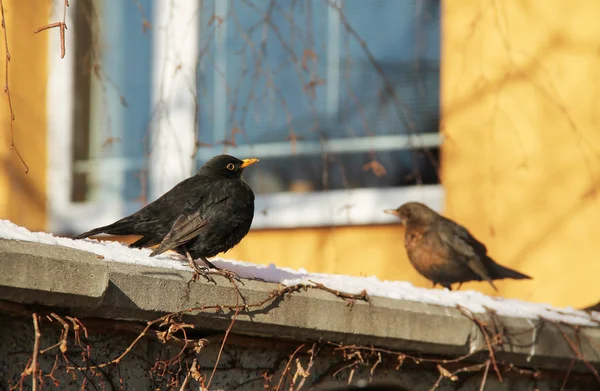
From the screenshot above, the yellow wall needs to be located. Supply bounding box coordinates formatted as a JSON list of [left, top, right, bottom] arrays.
[[442, 0, 600, 308], [0, 1, 48, 231], [227, 225, 428, 283]]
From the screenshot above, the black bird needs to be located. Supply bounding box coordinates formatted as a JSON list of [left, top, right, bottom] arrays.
[[583, 301, 600, 313], [384, 202, 531, 291], [75, 154, 259, 271]]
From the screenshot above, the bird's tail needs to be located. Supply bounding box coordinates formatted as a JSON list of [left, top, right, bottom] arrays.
[[488, 259, 532, 280], [582, 301, 600, 312], [73, 219, 136, 240]]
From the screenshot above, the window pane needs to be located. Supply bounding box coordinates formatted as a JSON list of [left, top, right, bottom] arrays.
[[71, 0, 153, 202], [196, 0, 441, 194]]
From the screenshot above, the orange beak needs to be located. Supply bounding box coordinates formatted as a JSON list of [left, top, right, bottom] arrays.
[[240, 158, 260, 168]]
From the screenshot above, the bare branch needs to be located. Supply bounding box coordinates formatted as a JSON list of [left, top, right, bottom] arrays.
[[0, 0, 28, 172]]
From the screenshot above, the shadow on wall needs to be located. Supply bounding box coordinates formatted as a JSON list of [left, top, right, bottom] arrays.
[[444, 34, 585, 120]]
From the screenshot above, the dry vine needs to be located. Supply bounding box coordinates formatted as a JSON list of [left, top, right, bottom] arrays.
[[3, 273, 600, 390]]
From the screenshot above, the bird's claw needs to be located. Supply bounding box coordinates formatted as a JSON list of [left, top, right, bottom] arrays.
[[188, 262, 241, 284], [206, 268, 243, 283], [188, 264, 216, 284]]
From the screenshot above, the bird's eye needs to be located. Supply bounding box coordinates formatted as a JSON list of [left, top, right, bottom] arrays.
[[226, 163, 235, 171]]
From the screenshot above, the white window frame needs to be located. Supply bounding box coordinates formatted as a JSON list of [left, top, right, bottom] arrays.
[[47, 0, 125, 235], [47, 0, 444, 235]]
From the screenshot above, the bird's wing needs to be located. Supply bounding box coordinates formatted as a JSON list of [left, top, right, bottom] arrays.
[[136, 177, 201, 219], [452, 222, 488, 255], [436, 220, 495, 287], [149, 209, 209, 256], [149, 189, 230, 257]]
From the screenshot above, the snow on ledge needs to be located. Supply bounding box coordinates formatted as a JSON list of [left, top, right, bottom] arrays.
[[1, 220, 598, 327]]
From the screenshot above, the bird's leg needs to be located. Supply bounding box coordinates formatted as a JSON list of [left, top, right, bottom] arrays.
[[185, 251, 215, 284], [199, 257, 219, 270], [432, 282, 437, 289], [456, 282, 463, 290], [185, 250, 206, 273]]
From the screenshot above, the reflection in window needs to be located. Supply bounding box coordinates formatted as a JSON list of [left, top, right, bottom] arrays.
[[70, 0, 152, 203], [196, 0, 441, 194]]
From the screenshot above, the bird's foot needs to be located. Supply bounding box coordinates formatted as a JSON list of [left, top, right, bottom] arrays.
[[190, 263, 242, 284], [184, 252, 242, 284], [182, 252, 215, 284], [196, 257, 242, 283], [190, 266, 217, 284], [205, 268, 243, 284]]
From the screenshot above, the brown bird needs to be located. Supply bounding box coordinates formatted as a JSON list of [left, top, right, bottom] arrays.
[[384, 202, 531, 291]]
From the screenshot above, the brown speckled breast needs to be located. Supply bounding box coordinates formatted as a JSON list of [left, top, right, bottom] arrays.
[[404, 226, 480, 285]]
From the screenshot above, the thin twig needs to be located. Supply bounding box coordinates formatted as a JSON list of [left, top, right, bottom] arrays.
[[325, 0, 413, 131], [367, 351, 382, 383], [307, 280, 370, 304], [68, 316, 168, 370], [479, 359, 490, 391], [206, 308, 238, 389], [0, 0, 28, 172], [559, 357, 575, 391], [276, 344, 306, 391], [329, 342, 480, 366], [26, 314, 41, 391], [45, 353, 61, 386], [296, 343, 317, 391], [52, 313, 69, 352], [179, 366, 192, 391], [457, 306, 503, 382], [428, 372, 444, 391], [554, 323, 600, 384], [34, 0, 69, 59], [206, 276, 244, 389]]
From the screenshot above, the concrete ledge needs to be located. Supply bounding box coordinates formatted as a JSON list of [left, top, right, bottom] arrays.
[[0, 239, 109, 307], [1, 238, 599, 373]]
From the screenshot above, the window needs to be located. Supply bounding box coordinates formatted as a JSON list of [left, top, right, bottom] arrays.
[[48, 0, 443, 234]]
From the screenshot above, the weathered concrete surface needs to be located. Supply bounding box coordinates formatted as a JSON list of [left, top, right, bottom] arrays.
[[0, 239, 109, 308], [1, 238, 600, 390]]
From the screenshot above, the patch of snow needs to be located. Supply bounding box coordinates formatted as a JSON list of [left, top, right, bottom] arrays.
[[0, 219, 189, 271], [1, 219, 598, 327]]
